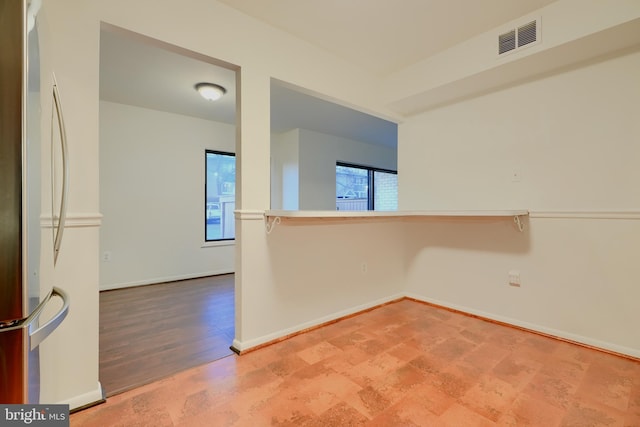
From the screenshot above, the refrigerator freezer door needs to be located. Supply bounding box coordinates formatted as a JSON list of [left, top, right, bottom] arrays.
[[0, 0, 71, 405], [0, 286, 69, 403], [0, 0, 27, 324], [0, 328, 25, 403]]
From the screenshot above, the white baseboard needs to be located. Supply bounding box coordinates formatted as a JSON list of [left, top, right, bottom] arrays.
[[405, 292, 640, 359], [59, 382, 104, 411], [99, 269, 234, 291], [232, 293, 405, 352]]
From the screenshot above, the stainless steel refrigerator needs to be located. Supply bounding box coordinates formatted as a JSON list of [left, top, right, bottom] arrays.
[[1, 0, 70, 404]]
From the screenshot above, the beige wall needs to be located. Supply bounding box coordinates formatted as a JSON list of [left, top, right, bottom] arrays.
[[400, 48, 640, 356], [399, 50, 640, 211], [385, 0, 640, 114], [239, 219, 406, 349], [395, 0, 640, 357]]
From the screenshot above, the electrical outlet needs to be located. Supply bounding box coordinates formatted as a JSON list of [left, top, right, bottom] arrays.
[[508, 270, 521, 287], [361, 262, 368, 274], [102, 251, 112, 262]]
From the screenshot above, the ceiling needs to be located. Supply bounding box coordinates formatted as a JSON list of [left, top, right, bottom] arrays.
[[100, 28, 398, 147], [100, 0, 558, 148], [217, 0, 558, 76], [100, 28, 237, 124]]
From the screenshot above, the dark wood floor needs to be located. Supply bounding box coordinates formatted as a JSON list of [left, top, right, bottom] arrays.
[[99, 274, 234, 396]]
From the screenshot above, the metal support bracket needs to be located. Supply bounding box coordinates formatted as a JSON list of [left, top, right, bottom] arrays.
[[513, 215, 525, 232], [265, 216, 281, 234]]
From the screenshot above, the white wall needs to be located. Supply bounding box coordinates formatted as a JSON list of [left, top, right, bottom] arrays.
[[400, 49, 640, 211], [243, 219, 405, 349], [271, 129, 300, 210], [271, 128, 398, 210], [99, 101, 235, 290], [37, 0, 102, 409], [400, 48, 640, 356], [299, 129, 397, 210]]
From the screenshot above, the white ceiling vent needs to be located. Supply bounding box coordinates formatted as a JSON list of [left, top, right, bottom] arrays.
[[498, 19, 539, 56]]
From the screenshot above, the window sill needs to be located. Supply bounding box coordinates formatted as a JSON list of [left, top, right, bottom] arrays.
[[201, 240, 235, 248]]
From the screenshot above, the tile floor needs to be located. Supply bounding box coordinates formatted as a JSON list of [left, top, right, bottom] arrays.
[[71, 299, 640, 426]]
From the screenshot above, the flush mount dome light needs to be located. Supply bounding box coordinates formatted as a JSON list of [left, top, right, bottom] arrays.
[[195, 82, 226, 101]]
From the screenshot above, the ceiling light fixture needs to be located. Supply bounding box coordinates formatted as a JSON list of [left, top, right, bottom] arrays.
[[195, 82, 226, 101]]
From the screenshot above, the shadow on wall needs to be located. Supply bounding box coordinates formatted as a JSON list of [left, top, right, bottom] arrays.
[[403, 216, 531, 262], [265, 219, 405, 297], [263, 216, 529, 296]]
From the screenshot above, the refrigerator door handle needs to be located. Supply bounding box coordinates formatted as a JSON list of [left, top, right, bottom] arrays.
[[52, 74, 69, 265], [28, 287, 70, 350]]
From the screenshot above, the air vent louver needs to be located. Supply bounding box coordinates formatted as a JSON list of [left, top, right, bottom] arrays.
[[498, 19, 539, 55], [518, 21, 537, 47], [499, 30, 516, 55]]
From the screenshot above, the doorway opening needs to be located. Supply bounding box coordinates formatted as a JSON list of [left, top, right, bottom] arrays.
[[98, 24, 238, 396]]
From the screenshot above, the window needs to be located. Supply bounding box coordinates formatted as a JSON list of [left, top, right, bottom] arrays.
[[205, 150, 236, 241], [336, 163, 397, 211]]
